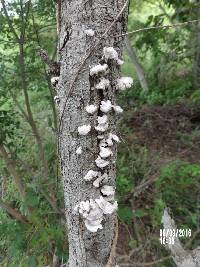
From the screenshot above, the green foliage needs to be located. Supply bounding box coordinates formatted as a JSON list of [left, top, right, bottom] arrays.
[[0, 1, 66, 265], [118, 206, 134, 224], [191, 89, 200, 103], [0, 110, 20, 145], [154, 161, 200, 230], [116, 152, 134, 197]]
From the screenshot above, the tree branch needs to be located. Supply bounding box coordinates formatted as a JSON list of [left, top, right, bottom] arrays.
[[2, 0, 50, 182], [19, 42, 49, 180], [0, 144, 27, 201], [125, 36, 148, 91], [0, 198, 28, 224], [32, 12, 58, 131], [0, 0, 20, 43], [119, 19, 200, 37]]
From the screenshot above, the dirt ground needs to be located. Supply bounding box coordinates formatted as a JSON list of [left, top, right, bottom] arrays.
[[129, 104, 200, 163], [116, 104, 200, 260]]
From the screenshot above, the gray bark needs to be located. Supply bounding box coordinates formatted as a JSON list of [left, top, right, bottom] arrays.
[[57, 1, 128, 266], [162, 209, 200, 267], [125, 36, 148, 91]]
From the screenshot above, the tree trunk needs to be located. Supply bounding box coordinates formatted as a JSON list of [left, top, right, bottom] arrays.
[[125, 36, 149, 91], [56, 1, 128, 266]]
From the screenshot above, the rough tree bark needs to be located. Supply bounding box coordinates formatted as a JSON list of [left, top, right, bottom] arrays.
[[56, 1, 129, 266]]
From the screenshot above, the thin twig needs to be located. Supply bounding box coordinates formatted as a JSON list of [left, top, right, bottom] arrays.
[[119, 19, 200, 37], [0, 0, 20, 42]]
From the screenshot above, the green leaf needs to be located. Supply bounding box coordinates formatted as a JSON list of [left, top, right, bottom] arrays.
[[118, 207, 133, 224]]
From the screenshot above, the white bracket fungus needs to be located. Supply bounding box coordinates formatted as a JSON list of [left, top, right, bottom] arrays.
[[76, 146, 82, 155], [75, 199, 103, 232], [90, 64, 108, 76], [95, 196, 118, 215], [97, 115, 108, 125], [104, 133, 120, 147], [75, 48, 128, 233], [100, 100, 112, 113], [85, 104, 98, 115], [54, 95, 60, 104], [117, 59, 124, 65], [108, 133, 120, 143], [97, 135, 104, 140], [85, 29, 95, 36], [84, 199, 104, 232], [113, 105, 123, 114], [75, 196, 118, 232], [51, 76, 59, 87], [99, 147, 113, 158], [103, 47, 118, 61], [101, 185, 115, 196], [78, 200, 90, 217], [93, 172, 109, 188], [105, 138, 113, 147], [95, 156, 110, 168], [100, 173, 109, 183], [95, 115, 109, 132], [103, 47, 124, 66], [95, 123, 109, 132], [93, 176, 104, 188], [85, 218, 103, 233], [95, 78, 110, 90], [84, 170, 98, 181], [78, 125, 91, 135], [117, 77, 133, 91], [99, 139, 107, 147], [98, 134, 120, 147]]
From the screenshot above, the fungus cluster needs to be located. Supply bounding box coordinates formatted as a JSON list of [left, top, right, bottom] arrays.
[[90, 64, 108, 76], [75, 46, 133, 232], [85, 104, 98, 115], [96, 78, 110, 90], [51, 77, 60, 105], [54, 95, 60, 105], [74, 197, 117, 232], [103, 47, 124, 66], [117, 77, 133, 91], [78, 125, 91, 135]]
